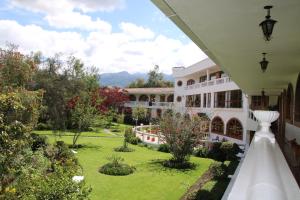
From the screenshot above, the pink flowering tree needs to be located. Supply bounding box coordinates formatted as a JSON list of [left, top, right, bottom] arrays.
[[160, 112, 209, 168]]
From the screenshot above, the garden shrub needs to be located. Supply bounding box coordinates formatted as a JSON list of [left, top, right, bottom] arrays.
[[220, 142, 240, 161], [31, 133, 48, 151], [163, 158, 196, 170], [128, 137, 141, 145], [195, 180, 229, 200], [207, 142, 226, 162], [193, 147, 209, 158], [99, 155, 135, 176], [158, 144, 170, 153], [224, 160, 239, 176], [209, 161, 226, 180], [124, 128, 141, 145]]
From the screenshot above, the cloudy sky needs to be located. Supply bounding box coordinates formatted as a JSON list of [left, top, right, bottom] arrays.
[[0, 0, 207, 74]]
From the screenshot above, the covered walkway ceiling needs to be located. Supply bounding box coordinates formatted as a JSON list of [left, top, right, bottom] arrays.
[[152, 0, 300, 95]]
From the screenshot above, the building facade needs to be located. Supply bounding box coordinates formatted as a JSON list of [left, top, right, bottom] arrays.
[[125, 58, 258, 145]]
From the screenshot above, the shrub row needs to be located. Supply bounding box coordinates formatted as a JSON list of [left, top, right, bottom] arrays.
[[193, 142, 241, 162]]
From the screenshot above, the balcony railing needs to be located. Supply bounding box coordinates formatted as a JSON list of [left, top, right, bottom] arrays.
[[184, 77, 231, 90], [124, 101, 174, 108], [226, 111, 300, 200]]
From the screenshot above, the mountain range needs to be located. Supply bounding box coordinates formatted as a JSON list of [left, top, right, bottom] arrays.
[[99, 71, 174, 88]]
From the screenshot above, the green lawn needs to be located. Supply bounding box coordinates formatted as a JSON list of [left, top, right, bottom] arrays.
[[40, 129, 213, 200]]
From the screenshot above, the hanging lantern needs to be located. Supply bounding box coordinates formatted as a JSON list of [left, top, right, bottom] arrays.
[[259, 5, 277, 41], [260, 53, 269, 72]]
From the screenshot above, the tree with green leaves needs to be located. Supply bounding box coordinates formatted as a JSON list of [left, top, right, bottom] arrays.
[[69, 92, 100, 147], [132, 106, 148, 126], [33, 53, 100, 131], [0, 46, 91, 199]]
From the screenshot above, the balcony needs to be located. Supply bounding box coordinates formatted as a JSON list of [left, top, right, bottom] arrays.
[[225, 111, 300, 200], [124, 101, 174, 109], [184, 77, 231, 90]]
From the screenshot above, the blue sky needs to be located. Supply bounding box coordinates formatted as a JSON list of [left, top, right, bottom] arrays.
[[0, 0, 206, 74]]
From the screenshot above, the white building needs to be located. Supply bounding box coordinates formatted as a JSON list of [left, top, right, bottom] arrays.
[[125, 58, 258, 145], [172, 58, 257, 145], [124, 87, 174, 118]]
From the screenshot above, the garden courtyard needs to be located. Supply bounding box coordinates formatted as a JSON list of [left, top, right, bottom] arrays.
[[36, 124, 213, 200]]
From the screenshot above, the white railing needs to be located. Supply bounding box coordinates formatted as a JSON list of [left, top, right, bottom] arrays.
[[134, 125, 164, 145], [124, 101, 174, 108], [227, 111, 300, 200], [184, 77, 231, 90]]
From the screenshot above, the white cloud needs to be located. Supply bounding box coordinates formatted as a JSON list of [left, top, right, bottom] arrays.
[[11, 0, 124, 13], [45, 12, 111, 32], [0, 20, 207, 74], [120, 22, 155, 40], [10, 0, 118, 31]]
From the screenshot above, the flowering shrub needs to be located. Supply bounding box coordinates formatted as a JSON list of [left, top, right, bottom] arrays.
[[160, 113, 210, 168]]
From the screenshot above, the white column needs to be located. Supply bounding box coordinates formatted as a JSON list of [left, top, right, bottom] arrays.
[[206, 69, 210, 81], [211, 92, 215, 108]]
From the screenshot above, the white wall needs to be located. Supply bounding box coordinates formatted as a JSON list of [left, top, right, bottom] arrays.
[[285, 122, 300, 143]]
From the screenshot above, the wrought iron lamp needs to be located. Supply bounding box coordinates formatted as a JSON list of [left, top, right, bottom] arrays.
[[260, 53, 269, 72], [259, 5, 277, 41]]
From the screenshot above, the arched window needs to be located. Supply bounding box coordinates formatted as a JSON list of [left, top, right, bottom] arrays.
[[160, 95, 165, 102], [286, 84, 294, 122], [129, 95, 136, 101], [139, 95, 149, 102], [226, 118, 243, 140], [187, 79, 195, 86], [167, 94, 174, 102], [177, 80, 183, 87], [211, 116, 224, 134], [295, 74, 300, 124]]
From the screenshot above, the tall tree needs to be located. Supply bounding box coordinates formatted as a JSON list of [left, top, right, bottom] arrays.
[[146, 65, 164, 87], [127, 65, 173, 88], [33, 54, 100, 131], [0, 44, 37, 90]]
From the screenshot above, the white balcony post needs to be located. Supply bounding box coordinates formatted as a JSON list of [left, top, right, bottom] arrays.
[[227, 110, 300, 200]]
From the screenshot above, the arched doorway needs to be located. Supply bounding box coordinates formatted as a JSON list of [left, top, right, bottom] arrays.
[[226, 118, 243, 140], [139, 95, 149, 102], [211, 116, 224, 134], [129, 94, 136, 101]]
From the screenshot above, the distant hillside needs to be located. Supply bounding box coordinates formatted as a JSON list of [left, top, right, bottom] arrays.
[[99, 71, 174, 88]]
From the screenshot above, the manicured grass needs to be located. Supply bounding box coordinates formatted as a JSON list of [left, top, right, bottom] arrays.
[[40, 129, 213, 200]]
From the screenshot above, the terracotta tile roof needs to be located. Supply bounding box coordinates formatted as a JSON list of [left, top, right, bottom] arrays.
[[124, 87, 174, 94]]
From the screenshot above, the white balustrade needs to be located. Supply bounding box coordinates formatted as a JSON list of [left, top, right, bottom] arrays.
[[125, 101, 173, 108], [227, 110, 300, 200], [184, 77, 231, 90]]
